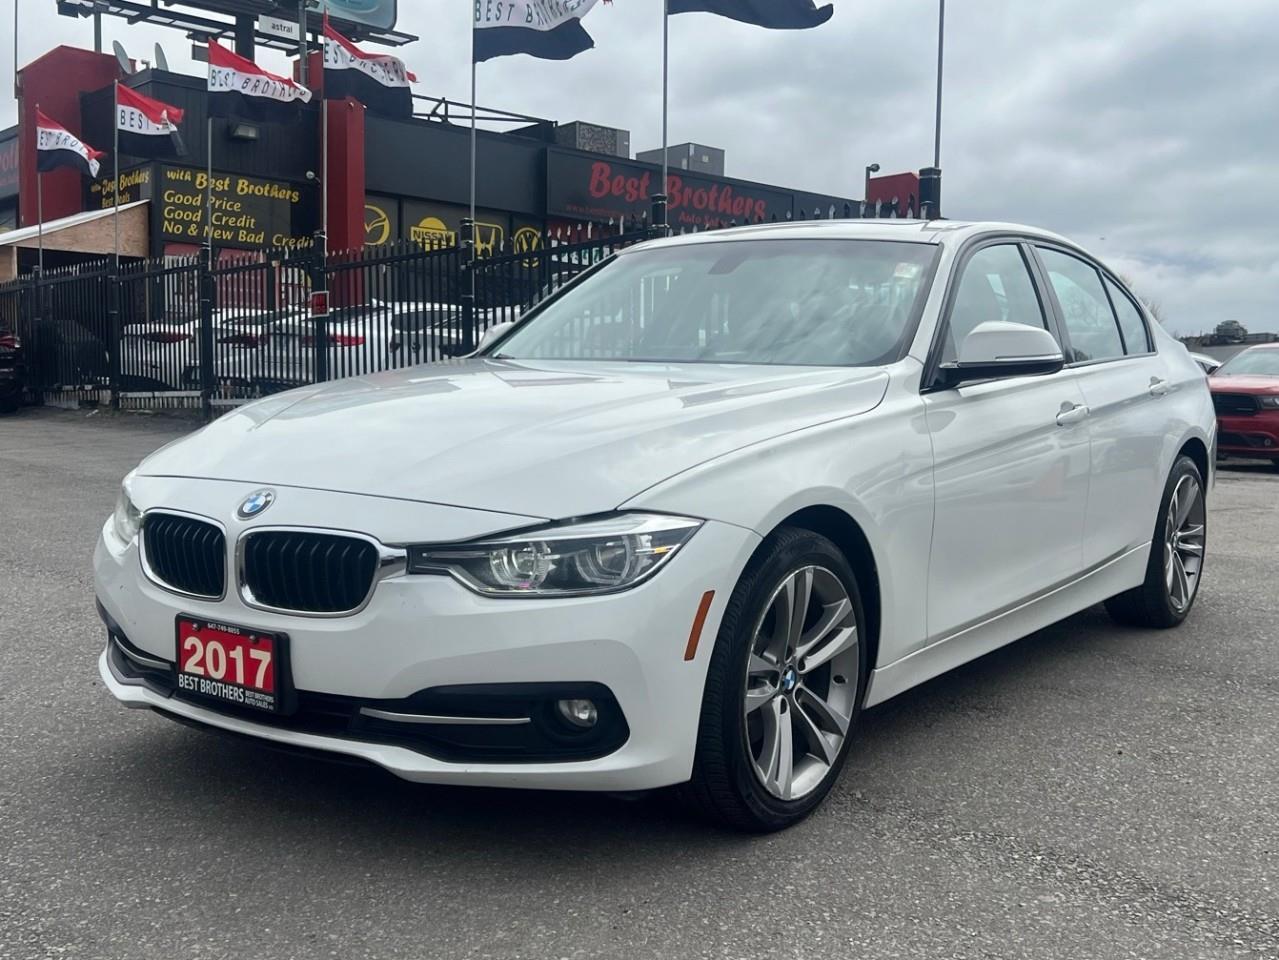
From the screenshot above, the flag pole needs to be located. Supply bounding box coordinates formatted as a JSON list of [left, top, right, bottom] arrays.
[[110, 79, 121, 409], [112, 81, 121, 267], [321, 96, 329, 240], [465, 22, 477, 352], [661, 0, 669, 232], [206, 50, 214, 262], [469, 60, 476, 231], [933, 0, 944, 170], [12, 0, 19, 112], [205, 116, 214, 253], [36, 171, 43, 273], [317, 16, 328, 245], [34, 103, 43, 275], [468, 34, 476, 266]]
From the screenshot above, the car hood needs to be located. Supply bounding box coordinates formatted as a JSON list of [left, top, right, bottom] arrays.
[[139, 359, 891, 519], [1209, 374, 1279, 393]]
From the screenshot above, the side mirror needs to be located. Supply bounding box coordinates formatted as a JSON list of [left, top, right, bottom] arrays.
[[940, 320, 1064, 386], [474, 321, 516, 356]]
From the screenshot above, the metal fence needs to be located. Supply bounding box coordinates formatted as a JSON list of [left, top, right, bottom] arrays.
[[0, 200, 916, 417], [0, 222, 657, 416]]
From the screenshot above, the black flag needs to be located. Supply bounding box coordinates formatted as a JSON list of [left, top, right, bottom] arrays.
[[323, 17, 416, 119], [116, 84, 187, 159], [668, 0, 834, 29]]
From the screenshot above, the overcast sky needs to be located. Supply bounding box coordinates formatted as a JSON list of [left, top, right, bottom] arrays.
[[6, 0, 1278, 334]]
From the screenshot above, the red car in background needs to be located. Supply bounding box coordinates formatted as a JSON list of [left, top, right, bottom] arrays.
[[1209, 343, 1279, 468]]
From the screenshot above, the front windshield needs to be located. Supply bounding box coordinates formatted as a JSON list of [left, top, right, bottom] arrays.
[[493, 239, 937, 367], [1216, 348, 1279, 377]]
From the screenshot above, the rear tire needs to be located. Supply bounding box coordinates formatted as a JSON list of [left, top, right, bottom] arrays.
[[679, 527, 867, 832], [1105, 455, 1206, 628]]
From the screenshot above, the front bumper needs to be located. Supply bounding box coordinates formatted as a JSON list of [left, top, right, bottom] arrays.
[[1216, 412, 1279, 458], [95, 480, 758, 791]]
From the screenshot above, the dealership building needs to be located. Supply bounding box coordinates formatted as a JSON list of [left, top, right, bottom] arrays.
[[1, 26, 922, 279]]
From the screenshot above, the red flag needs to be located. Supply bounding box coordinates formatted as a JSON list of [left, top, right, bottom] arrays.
[[207, 39, 312, 122], [116, 84, 187, 158], [322, 16, 416, 118], [36, 108, 105, 178]]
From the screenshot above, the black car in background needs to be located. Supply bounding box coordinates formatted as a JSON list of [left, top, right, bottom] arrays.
[[0, 329, 25, 413]]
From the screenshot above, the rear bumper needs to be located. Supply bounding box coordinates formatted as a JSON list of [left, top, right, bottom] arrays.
[[1216, 412, 1279, 457]]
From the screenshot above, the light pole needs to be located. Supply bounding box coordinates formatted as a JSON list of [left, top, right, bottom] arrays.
[[864, 162, 880, 202], [933, 0, 944, 170]]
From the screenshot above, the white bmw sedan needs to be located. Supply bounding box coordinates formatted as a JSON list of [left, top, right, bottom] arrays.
[[96, 221, 1215, 831]]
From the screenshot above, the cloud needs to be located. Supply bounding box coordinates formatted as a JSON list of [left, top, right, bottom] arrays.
[[6, 0, 1277, 334]]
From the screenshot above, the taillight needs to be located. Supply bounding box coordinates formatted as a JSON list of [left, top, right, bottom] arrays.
[[0, 334, 19, 350], [145, 331, 192, 344]]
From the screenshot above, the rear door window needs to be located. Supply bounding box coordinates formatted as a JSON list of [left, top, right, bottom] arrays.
[[1037, 248, 1126, 363], [1104, 276, 1151, 354]]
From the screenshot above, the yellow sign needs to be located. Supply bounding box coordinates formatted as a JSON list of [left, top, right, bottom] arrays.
[[513, 226, 542, 267], [156, 166, 312, 250], [408, 217, 505, 256], [364, 202, 391, 246], [474, 222, 504, 257], [89, 168, 153, 208], [409, 216, 455, 248]]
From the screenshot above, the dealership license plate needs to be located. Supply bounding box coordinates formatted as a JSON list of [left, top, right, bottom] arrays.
[[175, 618, 286, 714]]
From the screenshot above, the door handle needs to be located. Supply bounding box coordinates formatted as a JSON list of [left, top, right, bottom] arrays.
[[1056, 402, 1090, 426], [1149, 377, 1171, 397]]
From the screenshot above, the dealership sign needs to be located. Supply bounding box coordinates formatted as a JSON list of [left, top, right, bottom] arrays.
[[58, 1, 398, 33], [89, 166, 154, 208], [547, 153, 793, 227], [154, 165, 315, 249], [0, 134, 18, 199], [90, 164, 315, 250]]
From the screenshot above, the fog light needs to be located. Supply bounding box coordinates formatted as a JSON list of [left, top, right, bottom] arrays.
[[555, 698, 598, 729]]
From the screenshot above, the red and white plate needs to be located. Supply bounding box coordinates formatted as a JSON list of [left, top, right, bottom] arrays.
[[175, 617, 288, 714]]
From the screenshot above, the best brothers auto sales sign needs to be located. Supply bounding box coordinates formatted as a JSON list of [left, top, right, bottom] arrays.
[[547, 153, 793, 227]]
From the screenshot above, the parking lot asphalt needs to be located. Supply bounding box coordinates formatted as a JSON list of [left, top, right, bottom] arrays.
[[1, 406, 1276, 960]]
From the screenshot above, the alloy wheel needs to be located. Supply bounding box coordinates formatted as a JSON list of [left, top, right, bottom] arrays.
[[744, 565, 859, 801], [1164, 473, 1206, 613]]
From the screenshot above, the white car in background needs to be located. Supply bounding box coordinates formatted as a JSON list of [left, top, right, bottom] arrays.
[[119, 303, 421, 395], [215, 302, 460, 394], [1189, 351, 1222, 375], [96, 221, 1215, 831]]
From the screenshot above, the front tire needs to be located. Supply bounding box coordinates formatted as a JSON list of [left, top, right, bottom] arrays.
[[680, 527, 867, 832], [1105, 455, 1207, 628]]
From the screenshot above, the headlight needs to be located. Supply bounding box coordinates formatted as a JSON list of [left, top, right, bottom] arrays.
[[1259, 396, 1279, 409], [112, 486, 142, 544], [407, 513, 702, 597]]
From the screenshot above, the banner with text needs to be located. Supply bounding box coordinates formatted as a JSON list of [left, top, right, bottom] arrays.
[[89, 166, 155, 209], [547, 152, 793, 228], [155, 166, 317, 250]]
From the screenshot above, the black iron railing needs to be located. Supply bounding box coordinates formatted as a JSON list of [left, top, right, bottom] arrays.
[[0, 201, 917, 417]]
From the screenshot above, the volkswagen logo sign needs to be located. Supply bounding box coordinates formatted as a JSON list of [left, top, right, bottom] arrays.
[[237, 489, 276, 520]]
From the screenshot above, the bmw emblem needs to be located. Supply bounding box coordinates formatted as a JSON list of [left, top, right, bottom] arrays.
[[237, 489, 276, 520]]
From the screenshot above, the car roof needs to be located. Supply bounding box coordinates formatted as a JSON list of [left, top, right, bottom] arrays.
[[621, 219, 1079, 253]]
